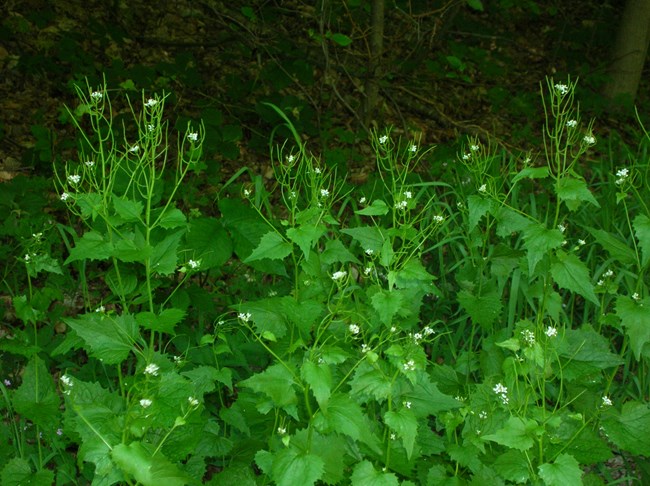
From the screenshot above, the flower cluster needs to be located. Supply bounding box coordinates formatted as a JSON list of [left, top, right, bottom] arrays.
[[615, 167, 629, 185], [493, 382, 509, 405], [144, 363, 160, 376]]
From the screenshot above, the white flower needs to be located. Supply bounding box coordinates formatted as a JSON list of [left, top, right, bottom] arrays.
[[423, 326, 435, 336], [632, 292, 640, 301], [188, 396, 199, 407], [144, 98, 158, 108], [409, 144, 417, 153], [601, 395, 613, 407], [243, 188, 251, 197], [187, 132, 199, 142], [188, 259, 200, 269], [95, 305, 105, 313], [479, 410, 488, 419], [129, 144, 140, 153], [24, 254, 30, 261], [60, 375, 73, 387], [85, 160, 95, 167], [404, 191, 412, 199], [314, 167, 322, 174], [286, 154, 296, 164], [433, 215, 445, 223], [363, 266, 372, 276], [147, 124, 155, 132], [615, 168, 629, 185], [413, 332, 423, 342], [462, 153, 471, 161], [577, 239, 586, 246], [361, 344, 370, 354], [566, 119, 577, 128], [545, 326, 558, 338], [331, 270, 347, 281], [395, 200, 408, 210], [238, 312, 252, 322], [349, 323, 360, 335], [558, 223, 566, 233], [521, 329, 535, 345], [603, 269, 614, 278], [478, 184, 487, 193], [583, 134, 596, 145], [140, 398, 152, 408], [320, 188, 330, 197], [67, 174, 81, 185], [359, 196, 367, 204], [554, 83, 569, 95], [277, 426, 287, 435], [365, 248, 374, 256], [90, 91, 103, 100], [390, 433, 396, 440], [493, 383, 507, 395], [144, 363, 159, 376], [379, 135, 388, 144], [403, 360, 416, 371], [403, 401, 412, 409], [470, 144, 479, 151]]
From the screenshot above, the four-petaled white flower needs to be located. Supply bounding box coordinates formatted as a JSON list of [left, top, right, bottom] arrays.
[[470, 144, 479, 151], [144, 363, 159, 376], [187, 132, 199, 142], [144, 98, 158, 108], [558, 224, 566, 233], [403, 401, 412, 409], [478, 184, 487, 193], [365, 248, 374, 256], [566, 119, 577, 128], [462, 153, 471, 161], [140, 398, 152, 408], [359, 196, 367, 204], [349, 323, 360, 335], [433, 215, 445, 223], [314, 167, 322, 174], [545, 326, 558, 338], [320, 188, 330, 197], [286, 154, 296, 163], [632, 292, 640, 301], [67, 174, 81, 185], [238, 312, 252, 322], [409, 144, 417, 153], [129, 145, 140, 153], [601, 396, 613, 407], [90, 91, 103, 100], [188, 259, 200, 269], [554, 83, 569, 95], [521, 329, 535, 345], [403, 360, 416, 371], [423, 326, 435, 336], [95, 305, 105, 313], [331, 270, 347, 281], [493, 383, 509, 405], [188, 396, 199, 407], [277, 426, 287, 435], [60, 375, 73, 387], [379, 135, 388, 144], [60, 192, 70, 201], [395, 200, 408, 210], [615, 168, 629, 185], [404, 191, 412, 199], [583, 134, 596, 145], [361, 344, 370, 354], [85, 160, 95, 167]]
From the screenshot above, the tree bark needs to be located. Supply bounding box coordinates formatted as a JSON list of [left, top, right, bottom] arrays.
[[364, 0, 385, 126], [603, 0, 650, 107]]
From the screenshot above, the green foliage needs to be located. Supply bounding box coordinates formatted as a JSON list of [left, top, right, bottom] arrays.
[[1, 77, 648, 484]]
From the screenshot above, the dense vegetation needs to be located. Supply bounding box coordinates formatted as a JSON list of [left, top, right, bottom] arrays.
[[1, 1, 649, 485]]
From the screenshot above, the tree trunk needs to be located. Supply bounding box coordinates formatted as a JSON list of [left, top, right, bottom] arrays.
[[364, 0, 385, 127], [603, 0, 650, 107]]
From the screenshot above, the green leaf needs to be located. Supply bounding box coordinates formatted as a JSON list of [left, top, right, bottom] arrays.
[[355, 199, 389, 216], [112, 442, 189, 486], [182, 365, 232, 394], [384, 409, 418, 459], [467, 195, 494, 231], [341, 226, 387, 253], [158, 208, 187, 229], [239, 363, 298, 408], [616, 296, 650, 360], [349, 361, 393, 402], [633, 214, 650, 267], [321, 239, 360, 265], [1, 458, 54, 486], [112, 195, 143, 222], [301, 360, 332, 407], [558, 327, 623, 381], [269, 447, 324, 486], [538, 453, 583, 486], [512, 166, 549, 184], [75, 192, 103, 220], [465, 0, 484, 12], [330, 32, 352, 46], [150, 230, 185, 275], [493, 449, 530, 484], [245, 231, 293, 262], [371, 289, 404, 325], [65, 230, 113, 264], [136, 308, 185, 334], [113, 231, 152, 263], [12, 357, 59, 430], [555, 176, 599, 210], [287, 224, 326, 261], [483, 417, 540, 451], [238, 297, 289, 339], [522, 223, 564, 274], [586, 226, 636, 265], [550, 250, 599, 305], [602, 401, 650, 456], [63, 313, 139, 364], [405, 372, 460, 417], [457, 288, 502, 330], [350, 460, 399, 486], [185, 217, 232, 269]]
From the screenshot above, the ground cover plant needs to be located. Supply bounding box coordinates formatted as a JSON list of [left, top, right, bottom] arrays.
[[1, 75, 649, 485]]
